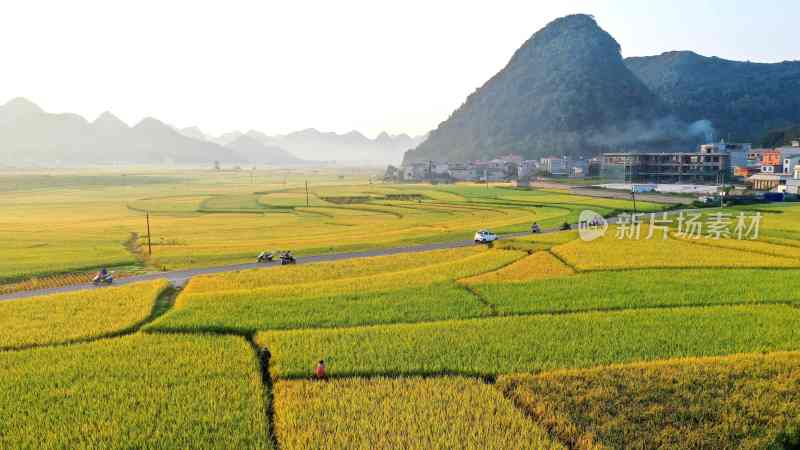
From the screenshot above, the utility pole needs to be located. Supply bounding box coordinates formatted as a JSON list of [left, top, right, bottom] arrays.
[[429, 160, 434, 184], [631, 185, 637, 214], [145, 211, 152, 256], [305, 180, 310, 207]]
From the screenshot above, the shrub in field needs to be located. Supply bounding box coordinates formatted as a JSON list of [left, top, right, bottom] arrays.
[[0, 333, 270, 449], [0, 280, 169, 350], [552, 227, 799, 271], [497, 352, 800, 450], [183, 247, 483, 294], [460, 251, 574, 284], [472, 268, 800, 315], [257, 304, 800, 378], [273, 377, 562, 450], [149, 282, 489, 334]]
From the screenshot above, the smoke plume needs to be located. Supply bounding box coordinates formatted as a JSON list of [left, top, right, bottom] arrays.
[[587, 116, 716, 150]]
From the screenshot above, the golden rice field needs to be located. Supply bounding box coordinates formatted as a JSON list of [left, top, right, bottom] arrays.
[[0, 333, 270, 449], [6, 170, 800, 448], [460, 250, 574, 284], [183, 246, 483, 294], [256, 304, 800, 378], [0, 280, 169, 350], [179, 248, 523, 304], [551, 225, 800, 271], [274, 377, 561, 450], [149, 248, 520, 333], [498, 352, 800, 450], [675, 231, 800, 259]]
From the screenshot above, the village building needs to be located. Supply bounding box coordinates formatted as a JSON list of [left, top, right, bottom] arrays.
[[447, 163, 480, 181], [517, 160, 539, 180], [539, 156, 570, 176], [786, 165, 800, 194], [601, 151, 731, 184]]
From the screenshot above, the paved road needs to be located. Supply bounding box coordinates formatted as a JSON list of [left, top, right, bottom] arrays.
[[0, 231, 539, 302]]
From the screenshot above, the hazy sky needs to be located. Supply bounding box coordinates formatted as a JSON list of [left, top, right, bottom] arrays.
[[1, 0, 797, 138]]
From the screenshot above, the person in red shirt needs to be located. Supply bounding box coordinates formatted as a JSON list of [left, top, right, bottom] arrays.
[[315, 360, 327, 380]]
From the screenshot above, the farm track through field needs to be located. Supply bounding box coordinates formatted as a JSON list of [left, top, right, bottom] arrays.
[[460, 284, 498, 316], [544, 249, 580, 273], [123, 231, 149, 267], [249, 336, 281, 450]]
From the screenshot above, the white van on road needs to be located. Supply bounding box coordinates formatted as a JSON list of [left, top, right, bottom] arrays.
[[474, 230, 498, 244]]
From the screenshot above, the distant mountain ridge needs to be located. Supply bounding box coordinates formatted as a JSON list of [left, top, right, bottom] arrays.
[[184, 126, 426, 163], [0, 99, 245, 166], [225, 134, 303, 165], [404, 14, 800, 163], [0, 98, 422, 166]]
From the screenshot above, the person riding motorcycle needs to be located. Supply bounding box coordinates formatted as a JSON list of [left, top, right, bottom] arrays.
[[531, 222, 541, 233], [280, 251, 296, 265], [93, 267, 112, 284]]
